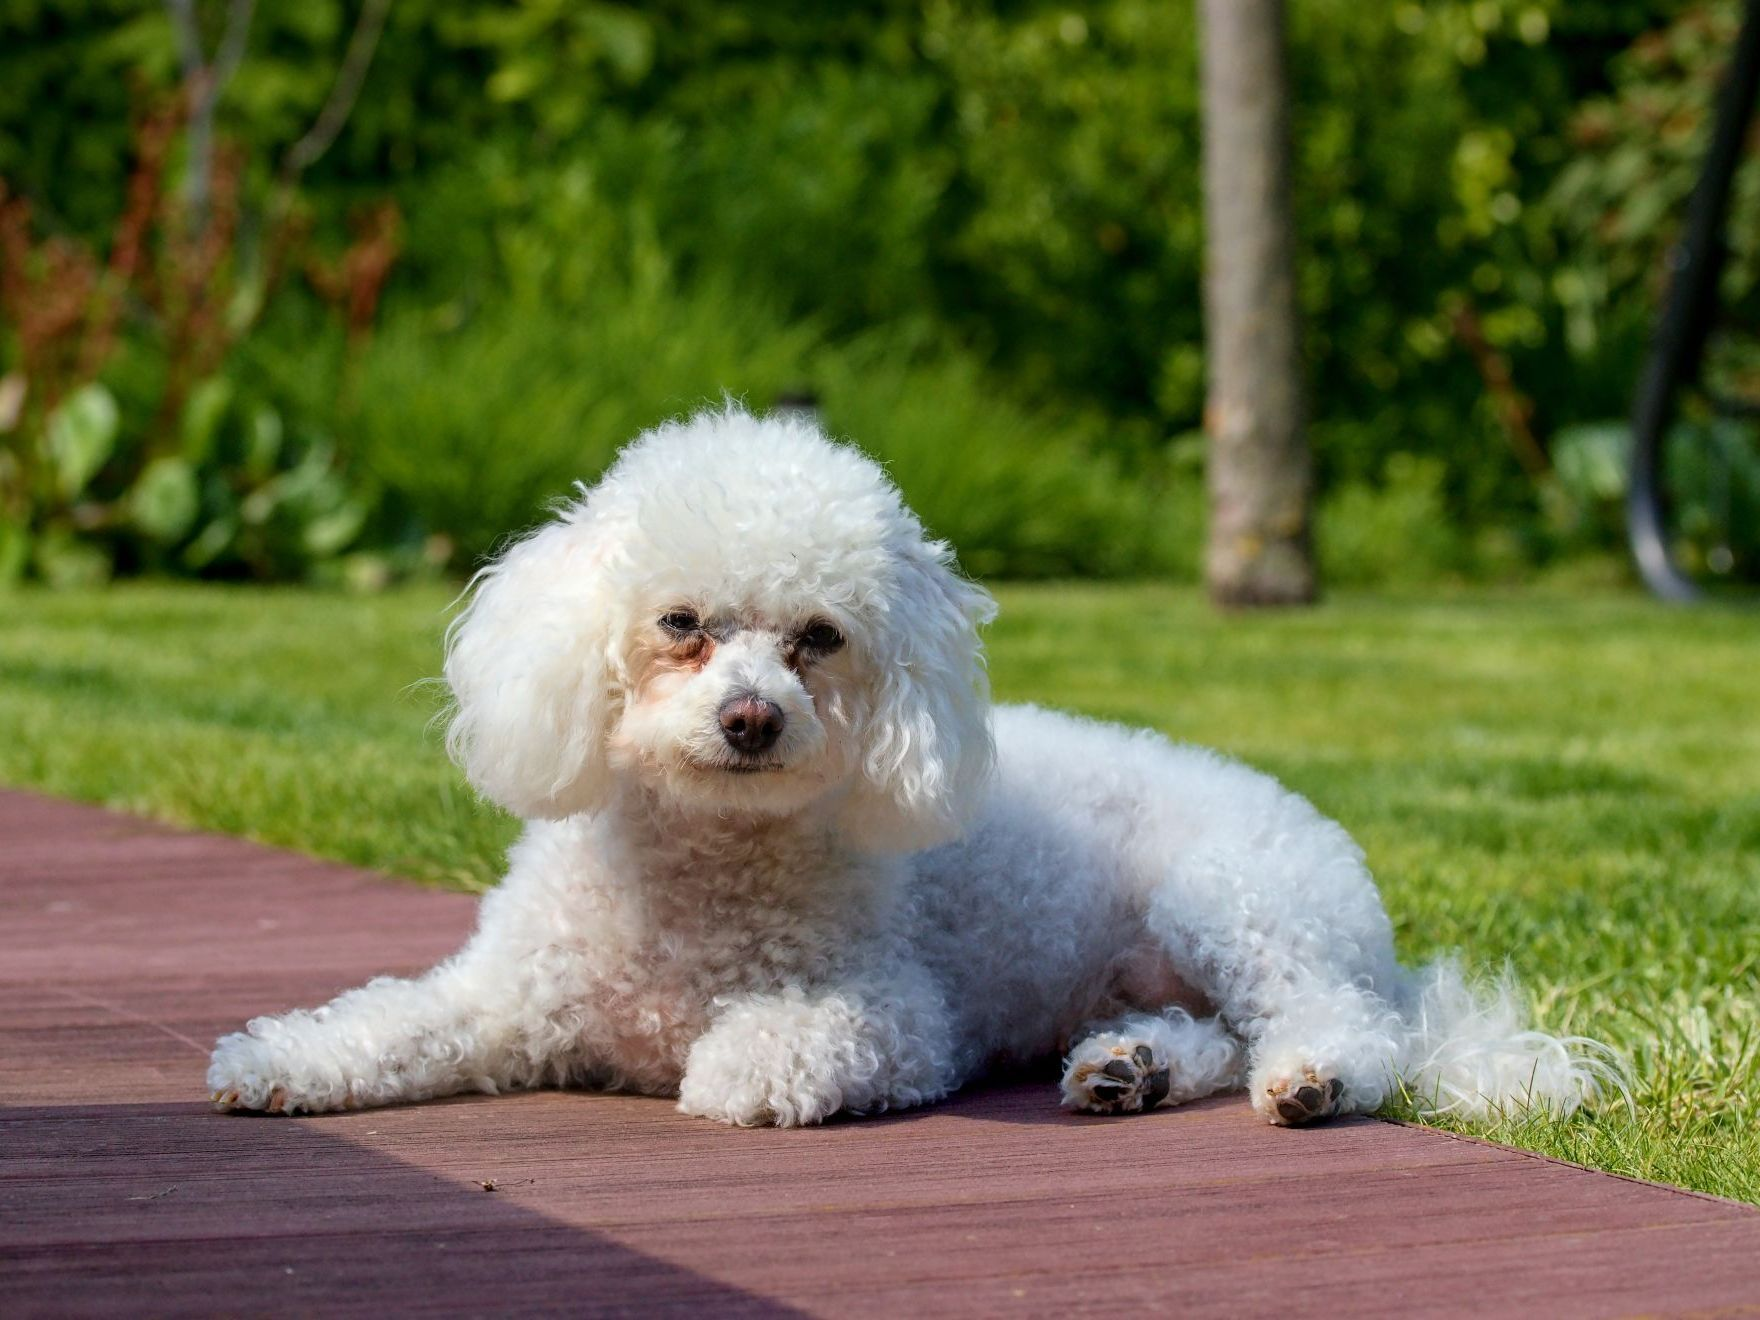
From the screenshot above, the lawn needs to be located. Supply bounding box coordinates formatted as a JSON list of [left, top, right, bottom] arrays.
[[2, 582, 1756, 1202]]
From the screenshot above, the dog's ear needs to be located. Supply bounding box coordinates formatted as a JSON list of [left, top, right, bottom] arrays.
[[839, 539, 996, 853], [444, 513, 622, 819]]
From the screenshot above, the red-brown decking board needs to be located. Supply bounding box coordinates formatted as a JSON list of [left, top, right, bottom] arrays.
[[2, 788, 1756, 1318]]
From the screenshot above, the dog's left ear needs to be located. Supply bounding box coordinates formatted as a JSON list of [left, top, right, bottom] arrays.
[[840, 538, 997, 854]]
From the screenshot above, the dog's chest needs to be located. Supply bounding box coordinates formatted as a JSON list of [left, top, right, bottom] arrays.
[[581, 879, 865, 1087]]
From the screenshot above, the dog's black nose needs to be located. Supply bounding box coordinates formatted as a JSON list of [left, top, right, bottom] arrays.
[[718, 695, 784, 754]]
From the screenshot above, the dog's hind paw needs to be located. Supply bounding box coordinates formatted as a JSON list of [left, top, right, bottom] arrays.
[[1257, 1068, 1345, 1126], [1061, 1038, 1172, 1115]]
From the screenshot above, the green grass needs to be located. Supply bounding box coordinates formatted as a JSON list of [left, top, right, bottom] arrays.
[[2, 582, 1756, 1200]]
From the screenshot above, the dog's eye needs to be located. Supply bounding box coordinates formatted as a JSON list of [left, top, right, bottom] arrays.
[[799, 620, 844, 653], [659, 609, 702, 636]]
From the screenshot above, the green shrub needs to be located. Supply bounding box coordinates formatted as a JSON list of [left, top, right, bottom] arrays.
[[341, 284, 1197, 580], [815, 344, 1198, 580], [345, 283, 817, 567], [0, 370, 371, 589], [1550, 416, 1760, 583], [1319, 454, 1472, 587], [305, 155, 1200, 581], [0, 133, 375, 588]]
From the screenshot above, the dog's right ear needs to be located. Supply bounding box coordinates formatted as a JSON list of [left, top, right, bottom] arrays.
[[443, 514, 621, 820]]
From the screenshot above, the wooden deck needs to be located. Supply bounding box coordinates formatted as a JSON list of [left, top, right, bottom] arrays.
[[2, 789, 1757, 1317]]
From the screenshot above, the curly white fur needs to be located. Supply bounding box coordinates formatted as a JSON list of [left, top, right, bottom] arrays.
[[209, 405, 1617, 1127]]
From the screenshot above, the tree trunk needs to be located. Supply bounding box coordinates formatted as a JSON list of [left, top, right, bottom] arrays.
[[1198, 0, 1317, 606]]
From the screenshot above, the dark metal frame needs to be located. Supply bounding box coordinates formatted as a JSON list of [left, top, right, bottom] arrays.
[[1628, 0, 1760, 600]]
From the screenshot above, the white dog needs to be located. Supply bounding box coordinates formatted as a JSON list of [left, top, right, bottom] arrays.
[[209, 406, 1610, 1127]]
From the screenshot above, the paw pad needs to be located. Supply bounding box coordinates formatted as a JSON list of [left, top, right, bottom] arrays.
[[1264, 1071, 1344, 1126], [1065, 1042, 1173, 1115]]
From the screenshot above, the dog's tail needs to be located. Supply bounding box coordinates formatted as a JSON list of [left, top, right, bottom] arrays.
[[1392, 958, 1626, 1119]]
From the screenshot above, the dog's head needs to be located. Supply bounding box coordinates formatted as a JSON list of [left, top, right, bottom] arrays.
[[443, 406, 995, 852]]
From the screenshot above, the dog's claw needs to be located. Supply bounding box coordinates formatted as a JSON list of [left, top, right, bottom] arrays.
[[210, 1084, 292, 1114]]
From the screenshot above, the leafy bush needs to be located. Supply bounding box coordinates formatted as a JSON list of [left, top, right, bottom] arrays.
[[1546, 2, 1756, 368], [337, 238, 1195, 579], [1319, 454, 1472, 587], [0, 134, 378, 587], [0, 371, 372, 589], [343, 284, 815, 570], [7, 0, 1751, 587], [814, 344, 1198, 580], [1550, 416, 1760, 582]]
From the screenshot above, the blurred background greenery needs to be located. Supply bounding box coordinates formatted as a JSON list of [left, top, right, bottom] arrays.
[[2, 0, 1756, 589]]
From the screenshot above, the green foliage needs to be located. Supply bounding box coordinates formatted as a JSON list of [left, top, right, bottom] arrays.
[[1664, 417, 1760, 579], [45, 382, 119, 501], [0, 0, 171, 234], [340, 280, 1191, 578], [0, 361, 371, 587], [1547, 2, 1753, 362], [129, 456, 200, 542], [4, 0, 1752, 585], [277, 154, 1192, 579], [813, 344, 1199, 579], [1545, 412, 1760, 581], [1319, 454, 1470, 587], [343, 281, 812, 569]]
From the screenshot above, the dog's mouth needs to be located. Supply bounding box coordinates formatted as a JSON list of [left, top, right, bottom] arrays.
[[687, 756, 786, 777]]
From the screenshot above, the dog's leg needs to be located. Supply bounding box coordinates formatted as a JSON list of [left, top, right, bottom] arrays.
[[208, 951, 558, 1115], [1060, 1008, 1243, 1115], [677, 969, 957, 1127], [1240, 977, 1405, 1125], [1135, 819, 1409, 1127]]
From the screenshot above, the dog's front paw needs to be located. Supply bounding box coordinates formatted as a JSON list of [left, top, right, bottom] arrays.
[[676, 1025, 848, 1128], [676, 1056, 843, 1128], [209, 1031, 291, 1113], [207, 1020, 354, 1116]]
